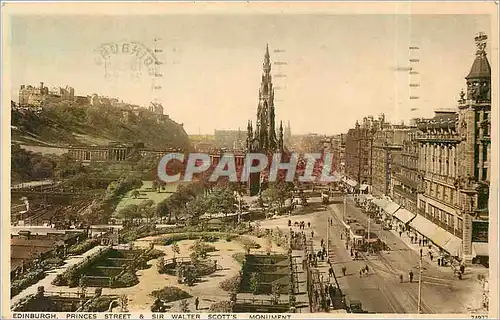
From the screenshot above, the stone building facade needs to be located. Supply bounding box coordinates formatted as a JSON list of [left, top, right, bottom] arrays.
[[415, 33, 491, 262], [371, 125, 414, 196], [344, 115, 385, 187], [331, 134, 346, 175], [391, 130, 420, 215]]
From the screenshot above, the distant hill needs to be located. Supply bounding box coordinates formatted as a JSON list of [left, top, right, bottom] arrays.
[[11, 101, 192, 151]]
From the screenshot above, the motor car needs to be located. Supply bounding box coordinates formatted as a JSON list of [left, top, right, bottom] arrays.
[[347, 300, 368, 313]]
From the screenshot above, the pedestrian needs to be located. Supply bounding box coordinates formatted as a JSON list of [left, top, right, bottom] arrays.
[[364, 264, 369, 275], [430, 253, 433, 261], [399, 231, 402, 237], [350, 248, 353, 257], [311, 231, 314, 238], [419, 239, 422, 246], [355, 251, 358, 260], [329, 267, 334, 277], [308, 222, 311, 228], [342, 266, 347, 276], [314, 290, 319, 303], [409, 270, 414, 283], [323, 246, 327, 257], [321, 239, 324, 247], [330, 220, 333, 226], [437, 257, 441, 266], [410, 236, 414, 243], [359, 268, 363, 277], [340, 233, 343, 240], [195, 297, 199, 310], [419, 248, 423, 258], [399, 274, 404, 283], [460, 264, 465, 274]]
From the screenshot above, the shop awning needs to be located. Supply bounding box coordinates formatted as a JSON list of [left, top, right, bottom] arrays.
[[383, 202, 400, 216], [442, 236, 462, 257], [472, 242, 489, 257], [373, 198, 389, 209], [393, 208, 416, 224], [359, 184, 369, 191], [346, 179, 357, 187], [365, 194, 374, 200], [430, 227, 461, 256], [409, 215, 439, 240]]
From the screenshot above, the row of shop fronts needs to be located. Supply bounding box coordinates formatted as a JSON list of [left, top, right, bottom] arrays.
[[342, 179, 488, 265]]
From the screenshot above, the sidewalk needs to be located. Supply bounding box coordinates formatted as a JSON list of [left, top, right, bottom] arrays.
[[389, 229, 488, 278]]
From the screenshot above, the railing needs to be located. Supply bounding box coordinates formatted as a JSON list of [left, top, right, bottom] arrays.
[[425, 172, 456, 186], [415, 134, 461, 143], [235, 298, 289, 305], [393, 185, 417, 201]]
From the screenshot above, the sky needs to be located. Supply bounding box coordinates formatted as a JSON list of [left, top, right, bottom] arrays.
[[7, 13, 491, 135]]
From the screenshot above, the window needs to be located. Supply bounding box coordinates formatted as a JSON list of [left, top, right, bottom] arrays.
[[483, 146, 488, 162], [482, 168, 488, 181], [457, 218, 463, 232]]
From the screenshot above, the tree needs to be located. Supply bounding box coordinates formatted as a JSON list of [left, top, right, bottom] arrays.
[[185, 196, 206, 225], [139, 199, 155, 223], [118, 204, 139, 225], [171, 242, 180, 259], [130, 189, 140, 199], [249, 272, 260, 294], [119, 295, 129, 312], [271, 283, 283, 304], [156, 200, 170, 223], [204, 187, 236, 218], [179, 300, 190, 313], [262, 182, 293, 213]]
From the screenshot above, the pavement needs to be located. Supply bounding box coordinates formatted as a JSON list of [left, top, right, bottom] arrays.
[[11, 245, 105, 306], [304, 196, 487, 314]]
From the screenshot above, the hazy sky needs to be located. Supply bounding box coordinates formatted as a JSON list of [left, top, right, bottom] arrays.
[[8, 14, 490, 135]]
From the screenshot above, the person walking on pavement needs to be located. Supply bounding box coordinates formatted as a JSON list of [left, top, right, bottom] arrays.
[[409, 270, 414, 283], [195, 297, 199, 310], [460, 264, 465, 274], [350, 248, 354, 257], [420, 248, 423, 258], [430, 252, 434, 261], [342, 266, 347, 276], [359, 268, 364, 277], [329, 266, 334, 277], [399, 230, 402, 237], [364, 264, 369, 275], [311, 230, 314, 238], [400, 274, 404, 283], [419, 239, 422, 246], [308, 222, 311, 228]]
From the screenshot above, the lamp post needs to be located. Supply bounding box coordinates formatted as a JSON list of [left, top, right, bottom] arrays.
[[417, 256, 423, 314]]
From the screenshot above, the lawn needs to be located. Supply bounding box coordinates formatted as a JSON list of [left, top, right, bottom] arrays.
[[114, 180, 181, 214]]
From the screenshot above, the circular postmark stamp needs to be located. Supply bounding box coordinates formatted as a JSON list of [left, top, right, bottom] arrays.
[[94, 41, 160, 82]]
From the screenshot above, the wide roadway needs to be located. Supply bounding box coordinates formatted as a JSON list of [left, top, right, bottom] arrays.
[[308, 196, 475, 314]]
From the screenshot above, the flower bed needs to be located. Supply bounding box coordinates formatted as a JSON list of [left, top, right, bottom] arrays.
[[151, 286, 191, 303], [11, 269, 46, 298], [68, 239, 99, 255]]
